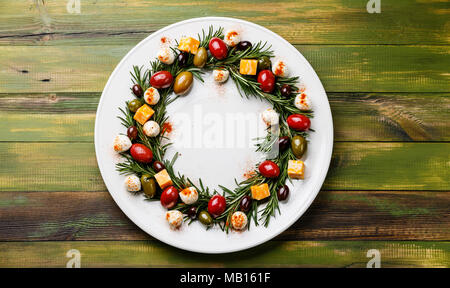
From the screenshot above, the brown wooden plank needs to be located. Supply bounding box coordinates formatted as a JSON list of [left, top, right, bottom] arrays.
[[0, 240, 448, 268], [0, 0, 449, 45], [1, 92, 448, 142], [287, 190, 450, 241], [0, 191, 145, 241], [0, 190, 447, 241]]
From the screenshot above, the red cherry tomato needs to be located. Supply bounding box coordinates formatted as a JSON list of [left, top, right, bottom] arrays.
[[208, 195, 226, 218], [130, 143, 153, 163], [160, 186, 179, 209], [208, 37, 228, 60], [150, 71, 173, 89], [257, 70, 275, 93], [287, 114, 311, 131], [258, 160, 280, 178]]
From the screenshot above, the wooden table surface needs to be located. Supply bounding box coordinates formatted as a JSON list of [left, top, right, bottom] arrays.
[[0, 0, 449, 268]]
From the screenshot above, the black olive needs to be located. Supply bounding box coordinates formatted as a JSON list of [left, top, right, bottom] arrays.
[[152, 161, 165, 172], [239, 196, 252, 212], [132, 84, 143, 97], [277, 185, 289, 201], [177, 52, 189, 67], [127, 126, 138, 140], [280, 84, 292, 98], [278, 136, 290, 152], [236, 41, 252, 52], [187, 206, 197, 219]]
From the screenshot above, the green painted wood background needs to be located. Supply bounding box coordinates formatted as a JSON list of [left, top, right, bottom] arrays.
[[0, 0, 449, 267]]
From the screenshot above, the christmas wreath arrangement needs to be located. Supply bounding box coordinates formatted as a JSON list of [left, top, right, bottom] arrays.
[[113, 26, 313, 232]]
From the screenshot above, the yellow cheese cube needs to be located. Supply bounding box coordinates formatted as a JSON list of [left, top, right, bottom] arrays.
[[133, 104, 154, 125], [239, 59, 258, 75], [178, 37, 200, 55], [288, 160, 305, 179], [251, 183, 270, 200], [154, 169, 173, 189]]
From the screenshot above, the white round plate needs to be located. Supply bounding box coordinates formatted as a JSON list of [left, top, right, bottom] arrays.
[[95, 17, 333, 254]]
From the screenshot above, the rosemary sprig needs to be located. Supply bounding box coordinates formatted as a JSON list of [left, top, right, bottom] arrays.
[[197, 25, 224, 47], [118, 106, 134, 129], [116, 154, 154, 176], [216, 175, 264, 233], [164, 152, 188, 190], [130, 65, 150, 92], [149, 58, 205, 83], [228, 67, 313, 120], [255, 134, 277, 154], [207, 41, 274, 67]]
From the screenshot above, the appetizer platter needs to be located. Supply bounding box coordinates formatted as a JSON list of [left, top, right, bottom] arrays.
[[95, 17, 333, 253]]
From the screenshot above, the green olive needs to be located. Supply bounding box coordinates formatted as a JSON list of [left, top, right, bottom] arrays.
[[258, 56, 271, 71], [193, 47, 207, 68], [291, 135, 307, 159], [140, 174, 157, 198], [198, 210, 213, 226], [173, 71, 193, 95], [128, 99, 142, 113]]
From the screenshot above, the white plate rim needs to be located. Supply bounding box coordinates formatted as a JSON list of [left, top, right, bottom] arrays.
[[95, 16, 333, 254]]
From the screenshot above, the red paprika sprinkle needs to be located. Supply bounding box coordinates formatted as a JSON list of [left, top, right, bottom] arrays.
[[162, 122, 173, 135]]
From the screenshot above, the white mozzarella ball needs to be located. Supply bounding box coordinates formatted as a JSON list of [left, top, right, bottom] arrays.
[[113, 135, 132, 152], [124, 175, 141, 192], [213, 69, 229, 83], [144, 87, 160, 105], [224, 30, 241, 47], [143, 121, 160, 137], [157, 48, 175, 65], [231, 211, 248, 230], [261, 108, 279, 126], [166, 210, 183, 229], [272, 60, 288, 77], [179, 187, 198, 205], [294, 93, 311, 111]]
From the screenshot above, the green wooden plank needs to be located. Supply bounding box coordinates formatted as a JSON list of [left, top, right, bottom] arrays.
[[330, 93, 450, 142], [0, 113, 94, 142], [1, 92, 448, 142], [0, 190, 447, 241], [0, 241, 448, 267], [0, 92, 99, 113], [323, 142, 450, 191], [0, 142, 448, 192], [0, 143, 102, 192], [0, 45, 448, 93], [300, 45, 450, 93], [0, 0, 448, 45]]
